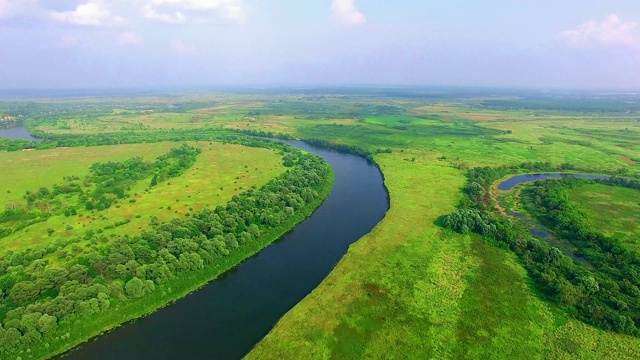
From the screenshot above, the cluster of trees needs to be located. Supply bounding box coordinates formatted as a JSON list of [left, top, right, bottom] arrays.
[[0, 143, 331, 357], [522, 178, 640, 335], [599, 176, 640, 190], [443, 169, 640, 337]]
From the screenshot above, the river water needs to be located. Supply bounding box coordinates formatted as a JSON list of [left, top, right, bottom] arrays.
[[0, 126, 39, 142], [498, 173, 610, 191], [58, 140, 389, 360]]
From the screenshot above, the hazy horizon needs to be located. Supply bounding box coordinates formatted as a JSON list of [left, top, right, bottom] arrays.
[[2, 1, 640, 90]]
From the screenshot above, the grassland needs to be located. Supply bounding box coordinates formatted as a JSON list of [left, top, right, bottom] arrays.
[[568, 183, 640, 255], [234, 97, 640, 359], [249, 146, 640, 360], [0, 143, 178, 208], [0, 142, 285, 252], [4, 92, 640, 359]]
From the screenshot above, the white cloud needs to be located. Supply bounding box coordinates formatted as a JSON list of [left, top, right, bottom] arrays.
[[560, 14, 638, 48], [331, 0, 366, 26], [143, 0, 245, 24], [142, 4, 186, 23], [118, 32, 144, 46], [51, 1, 124, 26]]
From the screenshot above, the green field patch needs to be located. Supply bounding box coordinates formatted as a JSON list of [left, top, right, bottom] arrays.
[[0, 143, 183, 209], [568, 184, 640, 254], [455, 238, 555, 358], [0, 142, 285, 252]]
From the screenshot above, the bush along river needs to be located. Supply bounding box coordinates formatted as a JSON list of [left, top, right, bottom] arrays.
[[58, 140, 390, 360]]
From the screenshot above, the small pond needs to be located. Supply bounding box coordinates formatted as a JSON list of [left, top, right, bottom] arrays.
[[0, 126, 40, 142]]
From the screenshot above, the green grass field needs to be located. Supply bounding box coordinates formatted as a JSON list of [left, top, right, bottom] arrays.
[[568, 183, 640, 255], [0, 142, 285, 252], [239, 98, 640, 359], [0, 143, 178, 208], [4, 93, 640, 359]]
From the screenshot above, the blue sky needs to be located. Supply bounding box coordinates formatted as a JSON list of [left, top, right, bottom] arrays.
[[1, 1, 639, 89]]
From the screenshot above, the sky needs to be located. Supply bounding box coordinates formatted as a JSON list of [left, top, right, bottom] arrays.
[[1, 0, 640, 89]]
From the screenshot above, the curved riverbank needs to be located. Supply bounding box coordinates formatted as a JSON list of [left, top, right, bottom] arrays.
[[58, 140, 389, 360]]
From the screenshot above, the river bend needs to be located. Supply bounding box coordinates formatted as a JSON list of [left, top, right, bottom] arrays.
[[59, 140, 389, 360]]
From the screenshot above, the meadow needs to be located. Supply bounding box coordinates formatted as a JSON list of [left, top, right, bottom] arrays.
[[568, 184, 640, 255], [0, 142, 285, 252], [2, 90, 640, 359]]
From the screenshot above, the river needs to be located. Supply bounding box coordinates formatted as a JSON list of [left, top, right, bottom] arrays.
[[497, 173, 610, 191], [55, 140, 389, 359], [0, 126, 39, 142]]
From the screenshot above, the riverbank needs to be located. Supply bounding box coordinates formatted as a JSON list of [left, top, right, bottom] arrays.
[[48, 166, 335, 360]]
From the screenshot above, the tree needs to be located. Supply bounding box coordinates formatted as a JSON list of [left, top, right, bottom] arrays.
[[21, 312, 41, 332], [248, 224, 260, 238], [466, 182, 486, 198], [150, 174, 158, 187], [37, 314, 57, 334], [579, 275, 600, 295], [109, 281, 125, 299], [2, 327, 21, 348], [10, 281, 39, 305], [125, 277, 145, 298]]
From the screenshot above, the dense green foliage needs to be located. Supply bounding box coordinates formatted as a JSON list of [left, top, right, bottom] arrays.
[[0, 141, 332, 358], [444, 171, 640, 337], [522, 178, 640, 335]]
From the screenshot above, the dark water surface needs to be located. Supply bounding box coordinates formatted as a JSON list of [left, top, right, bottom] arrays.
[[498, 173, 610, 191], [60, 140, 389, 360], [0, 126, 39, 142]]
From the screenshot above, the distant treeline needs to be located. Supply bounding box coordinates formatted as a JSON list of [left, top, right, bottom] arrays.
[[231, 128, 380, 161], [480, 97, 640, 113], [443, 167, 640, 337], [0, 128, 285, 152]]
